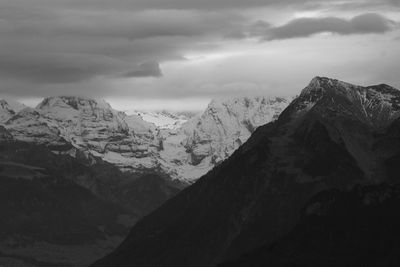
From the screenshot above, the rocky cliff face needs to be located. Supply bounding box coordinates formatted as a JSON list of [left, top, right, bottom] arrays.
[[157, 96, 291, 182], [3, 96, 160, 172], [92, 77, 400, 267], [182, 96, 290, 167], [6, 107, 69, 148]]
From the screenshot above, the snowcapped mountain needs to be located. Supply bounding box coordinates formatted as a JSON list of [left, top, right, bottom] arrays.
[[182, 96, 290, 164], [5, 96, 160, 172], [36, 96, 156, 147], [0, 98, 26, 123], [126, 110, 192, 130], [157, 96, 292, 181], [6, 107, 68, 147], [1, 95, 291, 183]]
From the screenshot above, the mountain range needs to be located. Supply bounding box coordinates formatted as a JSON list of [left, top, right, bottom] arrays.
[[92, 77, 400, 267], [0, 95, 291, 183], [3, 76, 399, 266], [0, 94, 290, 266], [0, 126, 181, 266]]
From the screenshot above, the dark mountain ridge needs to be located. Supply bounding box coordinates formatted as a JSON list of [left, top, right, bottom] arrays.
[[93, 77, 400, 267], [0, 130, 181, 266]]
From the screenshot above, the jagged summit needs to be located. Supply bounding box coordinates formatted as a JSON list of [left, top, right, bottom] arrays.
[[300, 76, 359, 99], [302, 76, 400, 100], [37, 96, 112, 111], [285, 77, 400, 129]]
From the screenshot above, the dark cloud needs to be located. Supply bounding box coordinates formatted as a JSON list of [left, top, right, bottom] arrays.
[[225, 20, 272, 39], [123, 61, 162, 78], [0, 0, 398, 100], [5, 0, 398, 11], [0, 6, 242, 84], [0, 52, 121, 83], [0, 9, 240, 40], [232, 13, 395, 41], [267, 13, 394, 40]]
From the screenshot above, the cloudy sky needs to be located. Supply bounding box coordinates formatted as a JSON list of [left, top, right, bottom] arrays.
[[0, 0, 399, 111]]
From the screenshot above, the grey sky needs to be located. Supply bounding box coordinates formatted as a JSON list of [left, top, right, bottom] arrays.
[[0, 0, 399, 110]]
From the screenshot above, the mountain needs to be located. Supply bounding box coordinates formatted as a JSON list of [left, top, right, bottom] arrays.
[[0, 105, 182, 266], [92, 77, 400, 267], [0, 137, 181, 266], [157, 96, 291, 182], [0, 95, 290, 265], [6, 107, 71, 149], [2, 95, 290, 183], [4, 96, 161, 173], [183, 97, 289, 169]]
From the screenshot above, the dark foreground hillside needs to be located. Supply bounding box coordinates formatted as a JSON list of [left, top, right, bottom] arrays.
[[0, 131, 181, 266], [221, 183, 400, 267]]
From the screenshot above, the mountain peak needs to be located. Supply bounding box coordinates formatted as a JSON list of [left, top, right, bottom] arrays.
[[37, 96, 111, 111], [309, 76, 333, 84], [291, 77, 400, 130], [300, 77, 355, 99]]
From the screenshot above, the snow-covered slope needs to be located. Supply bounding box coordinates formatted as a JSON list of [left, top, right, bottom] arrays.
[[1, 95, 291, 183], [6, 107, 68, 147], [183, 96, 290, 163], [4, 96, 160, 171], [36, 96, 155, 146], [157, 96, 292, 181], [126, 110, 191, 130], [0, 98, 26, 123]]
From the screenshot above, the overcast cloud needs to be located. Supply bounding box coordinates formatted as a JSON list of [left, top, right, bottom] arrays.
[[0, 0, 399, 110]]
